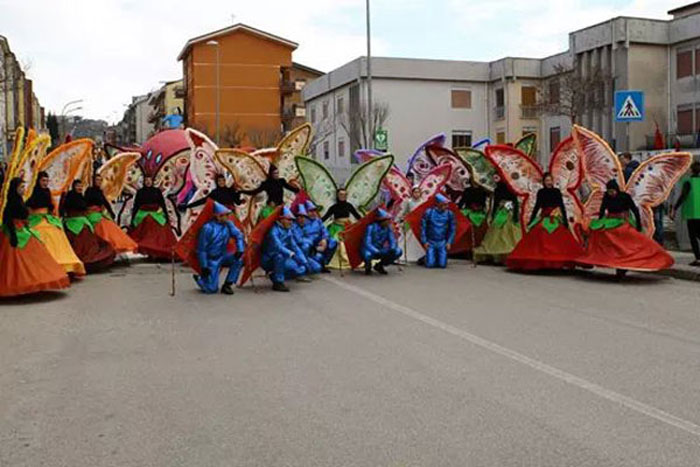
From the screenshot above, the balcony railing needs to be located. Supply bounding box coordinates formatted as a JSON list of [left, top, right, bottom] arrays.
[[520, 105, 538, 119], [494, 106, 505, 120], [644, 132, 700, 151]]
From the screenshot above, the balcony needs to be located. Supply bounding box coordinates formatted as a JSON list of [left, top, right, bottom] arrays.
[[644, 132, 700, 151], [280, 80, 296, 95], [520, 105, 538, 119], [494, 106, 505, 120]]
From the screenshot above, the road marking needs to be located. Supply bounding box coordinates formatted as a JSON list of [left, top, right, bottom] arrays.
[[323, 276, 700, 438]]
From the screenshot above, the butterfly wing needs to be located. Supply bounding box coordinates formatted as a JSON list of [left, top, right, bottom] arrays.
[[345, 154, 395, 212], [406, 134, 446, 181], [39, 139, 95, 208], [295, 156, 338, 216], [485, 145, 543, 225], [184, 128, 219, 199], [455, 147, 497, 192], [274, 123, 311, 184], [548, 137, 584, 226], [425, 144, 471, 198], [626, 153, 692, 236], [416, 165, 452, 203], [215, 148, 270, 230], [515, 133, 537, 157], [154, 151, 191, 235], [18, 133, 51, 200], [98, 152, 141, 202], [0, 127, 27, 221]]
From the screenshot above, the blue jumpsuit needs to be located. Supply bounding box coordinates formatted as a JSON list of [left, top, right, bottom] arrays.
[[421, 207, 456, 268], [195, 220, 246, 293], [262, 223, 308, 283], [362, 222, 402, 265], [301, 217, 338, 267], [292, 222, 321, 274]]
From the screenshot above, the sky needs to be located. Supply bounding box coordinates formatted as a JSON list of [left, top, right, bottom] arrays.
[[0, 0, 682, 123]]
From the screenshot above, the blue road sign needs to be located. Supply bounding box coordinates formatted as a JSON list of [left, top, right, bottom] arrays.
[[615, 90, 645, 122]]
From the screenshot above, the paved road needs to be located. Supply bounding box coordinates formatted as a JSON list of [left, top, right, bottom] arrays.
[[2, 261, 700, 466]]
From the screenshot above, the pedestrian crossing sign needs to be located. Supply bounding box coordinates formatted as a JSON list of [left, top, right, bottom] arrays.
[[615, 91, 644, 122]]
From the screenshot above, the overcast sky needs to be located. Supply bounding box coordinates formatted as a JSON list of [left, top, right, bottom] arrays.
[[0, 0, 680, 123]]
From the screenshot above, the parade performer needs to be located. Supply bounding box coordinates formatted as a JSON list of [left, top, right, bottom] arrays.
[[0, 177, 70, 297], [192, 202, 246, 295], [261, 206, 309, 292], [671, 161, 700, 266], [243, 165, 299, 216], [129, 176, 177, 259], [26, 171, 85, 275], [506, 173, 583, 270], [458, 179, 489, 248], [420, 194, 456, 268], [292, 204, 322, 274], [302, 200, 336, 272], [474, 173, 522, 264], [360, 208, 402, 275], [577, 179, 673, 273], [85, 173, 137, 254], [184, 174, 244, 212], [60, 179, 116, 272]]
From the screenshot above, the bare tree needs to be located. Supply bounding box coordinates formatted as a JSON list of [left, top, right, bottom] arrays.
[[221, 121, 245, 147], [247, 127, 282, 148], [339, 101, 390, 151], [536, 64, 612, 124]]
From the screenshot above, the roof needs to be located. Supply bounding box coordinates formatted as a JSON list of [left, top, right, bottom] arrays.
[[292, 62, 324, 76], [177, 23, 298, 61], [668, 1, 700, 15]]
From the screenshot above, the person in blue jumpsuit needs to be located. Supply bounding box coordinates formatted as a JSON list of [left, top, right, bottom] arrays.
[[303, 200, 336, 273], [292, 204, 322, 275], [362, 208, 402, 275], [193, 202, 246, 295], [421, 193, 456, 268], [261, 206, 309, 292]]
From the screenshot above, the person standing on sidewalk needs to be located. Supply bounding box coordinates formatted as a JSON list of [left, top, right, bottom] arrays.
[[671, 161, 700, 267]]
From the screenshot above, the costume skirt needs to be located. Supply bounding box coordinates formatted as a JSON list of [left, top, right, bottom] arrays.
[[506, 218, 583, 270], [129, 212, 177, 259], [474, 210, 522, 263], [29, 212, 85, 275]]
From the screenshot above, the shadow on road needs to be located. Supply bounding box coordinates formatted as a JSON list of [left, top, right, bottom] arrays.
[[0, 290, 68, 306]]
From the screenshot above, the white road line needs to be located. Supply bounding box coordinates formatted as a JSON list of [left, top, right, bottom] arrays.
[[323, 275, 700, 438]]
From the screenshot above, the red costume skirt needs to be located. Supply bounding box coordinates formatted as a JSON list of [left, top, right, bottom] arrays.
[[0, 230, 70, 297], [506, 221, 584, 270], [577, 223, 673, 271], [129, 213, 177, 260], [66, 227, 116, 273]]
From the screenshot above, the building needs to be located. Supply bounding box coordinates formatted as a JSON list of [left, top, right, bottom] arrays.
[[304, 2, 700, 171], [148, 79, 185, 132], [117, 94, 156, 145], [177, 23, 322, 147], [1, 35, 46, 160]]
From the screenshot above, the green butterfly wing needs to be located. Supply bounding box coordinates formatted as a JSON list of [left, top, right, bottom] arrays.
[[455, 148, 497, 192], [345, 154, 394, 212], [295, 156, 338, 216], [515, 133, 537, 157]]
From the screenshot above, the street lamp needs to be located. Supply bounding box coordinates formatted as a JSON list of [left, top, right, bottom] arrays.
[[60, 99, 84, 141], [206, 39, 221, 146]]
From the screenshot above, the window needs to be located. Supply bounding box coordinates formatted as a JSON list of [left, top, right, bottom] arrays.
[[322, 101, 329, 119], [338, 138, 346, 158], [677, 107, 693, 134], [550, 127, 561, 150], [495, 88, 505, 107], [677, 50, 693, 79], [323, 141, 330, 160], [310, 106, 317, 123], [337, 97, 345, 114], [521, 86, 536, 105], [451, 90, 472, 109], [496, 131, 506, 144], [549, 80, 560, 104], [697, 48, 700, 76], [451, 131, 472, 148]]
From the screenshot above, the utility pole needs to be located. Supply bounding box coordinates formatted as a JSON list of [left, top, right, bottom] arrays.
[[206, 40, 221, 145], [366, 0, 372, 148]]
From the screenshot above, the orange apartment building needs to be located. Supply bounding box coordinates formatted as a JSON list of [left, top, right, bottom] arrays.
[[178, 23, 322, 146]]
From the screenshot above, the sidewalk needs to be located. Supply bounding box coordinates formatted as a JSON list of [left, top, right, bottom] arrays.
[[660, 251, 700, 282]]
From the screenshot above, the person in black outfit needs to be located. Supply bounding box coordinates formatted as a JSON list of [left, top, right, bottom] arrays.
[[242, 165, 299, 207], [458, 180, 488, 212], [322, 188, 361, 222], [183, 174, 244, 211], [598, 179, 641, 231], [529, 172, 569, 227], [3, 178, 28, 247], [132, 176, 169, 226], [491, 174, 519, 223], [60, 180, 88, 217], [27, 171, 54, 212], [85, 174, 116, 218]]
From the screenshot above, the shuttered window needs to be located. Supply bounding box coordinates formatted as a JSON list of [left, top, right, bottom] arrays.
[[451, 90, 472, 109], [677, 50, 692, 79], [677, 108, 693, 134]]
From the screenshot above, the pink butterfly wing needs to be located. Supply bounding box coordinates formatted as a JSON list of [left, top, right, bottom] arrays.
[[572, 125, 624, 190], [417, 165, 452, 203], [549, 137, 584, 226], [426, 145, 471, 195]]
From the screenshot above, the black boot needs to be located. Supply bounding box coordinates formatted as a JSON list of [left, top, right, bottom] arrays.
[[374, 263, 388, 275], [221, 282, 235, 295], [320, 266, 331, 274], [365, 262, 373, 275], [272, 282, 290, 292]]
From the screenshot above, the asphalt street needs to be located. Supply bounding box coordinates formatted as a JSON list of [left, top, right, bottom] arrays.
[[2, 261, 700, 466]]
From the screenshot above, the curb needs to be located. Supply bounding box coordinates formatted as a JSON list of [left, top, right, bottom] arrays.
[[657, 267, 700, 283]]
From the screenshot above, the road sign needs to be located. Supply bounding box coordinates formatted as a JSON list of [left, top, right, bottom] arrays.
[[615, 91, 645, 122], [374, 128, 388, 151]]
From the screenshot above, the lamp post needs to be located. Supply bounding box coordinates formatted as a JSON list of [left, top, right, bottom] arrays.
[[366, 0, 373, 147], [206, 40, 221, 145], [60, 99, 84, 142]]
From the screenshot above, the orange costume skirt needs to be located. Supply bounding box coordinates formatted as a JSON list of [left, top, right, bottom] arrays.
[[0, 222, 70, 297], [87, 207, 137, 254]]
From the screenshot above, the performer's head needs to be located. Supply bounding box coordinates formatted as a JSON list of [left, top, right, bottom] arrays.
[[93, 173, 102, 187], [606, 179, 620, 197], [72, 179, 84, 194], [37, 171, 49, 189], [336, 188, 347, 202], [435, 193, 449, 211], [269, 165, 279, 180], [10, 177, 24, 197], [692, 161, 700, 175], [144, 176, 154, 188], [411, 187, 421, 200], [305, 201, 319, 218], [296, 204, 308, 225], [377, 208, 392, 227], [619, 152, 632, 168], [213, 202, 231, 223], [542, 172, 554, 189], [280, 206, 295, 228], [215, 174, 226, 188]]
